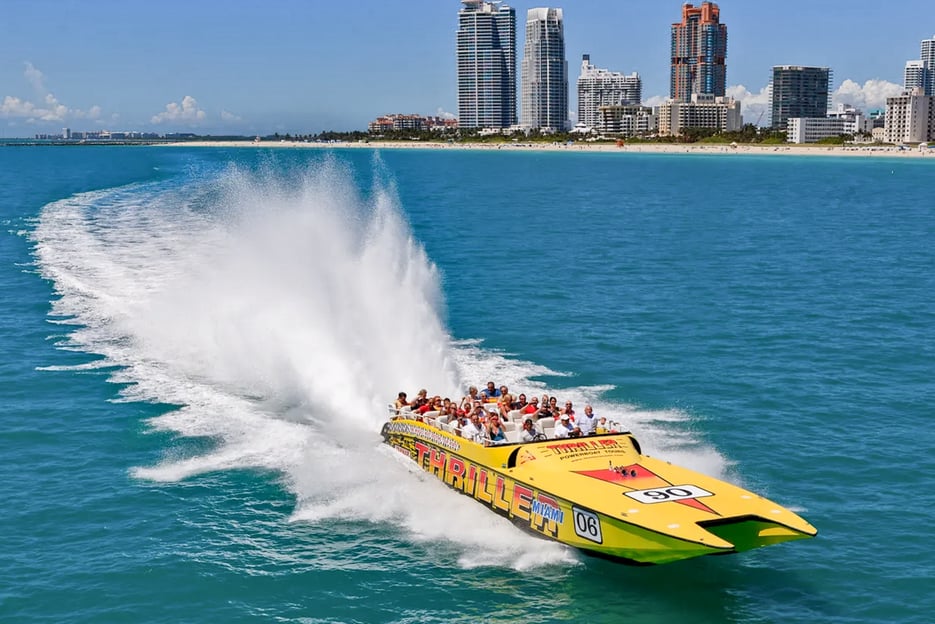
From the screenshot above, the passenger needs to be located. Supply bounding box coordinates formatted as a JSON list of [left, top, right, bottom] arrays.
[[522, 396, 539, 415], [515, 394, 528, 410], [596, 416, 610, 434], [417, 395, 439, 415], [460, 412, 486, 444], [578, 404, 598, 435], [562, 401, 576, 422], [499, 385, 509, 398], [553, 414, 580, 439], [481, 381, 501, 400], [487, 414, 507, 445], [548, 396, 560, 419], [458, 395, 472, 412], [519, 418, 539, 443], [466, 386, 481, 403], [449, 413, 467, 436], [394, 391, 410, 411], [411, 389, 429, 412], [536, 398, 554, 422], [498, 394, 514, 419]]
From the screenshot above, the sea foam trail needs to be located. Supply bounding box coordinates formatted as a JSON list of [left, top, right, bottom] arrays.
[[31, 156, 728, 569]]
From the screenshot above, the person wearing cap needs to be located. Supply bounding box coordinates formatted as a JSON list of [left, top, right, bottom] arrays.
[[519, 418, 540, 443], [553, 413, 580, 439]]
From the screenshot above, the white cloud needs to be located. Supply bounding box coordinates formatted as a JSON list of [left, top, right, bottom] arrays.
[[0, 62, 102, 123], [725, 84, 771, 126], [435, 107, 456, 120], [643, 94, 668, 107], [151, 95, 207, 124], [24, 62, 46, 92], [832, 78, 903, 111], [220, 109, 242, 122]]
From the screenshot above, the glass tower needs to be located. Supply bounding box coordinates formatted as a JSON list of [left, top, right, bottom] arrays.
[[770, 66, 832, 129], [457, 0, 516, 129], [670, 2, 727, 102], [521, 7, 568, 131]]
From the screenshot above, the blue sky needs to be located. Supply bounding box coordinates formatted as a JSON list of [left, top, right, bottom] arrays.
[[1, 0, 931, 136]]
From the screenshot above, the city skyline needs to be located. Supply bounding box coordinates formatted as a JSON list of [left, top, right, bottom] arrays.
[[1, 0, 932, 136]]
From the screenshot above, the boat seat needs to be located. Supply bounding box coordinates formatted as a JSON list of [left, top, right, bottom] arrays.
[[483, 403, 499, 414], [422, 410, 440, 421], [504, 430, 521, 444], [507, 410, 521, 420]]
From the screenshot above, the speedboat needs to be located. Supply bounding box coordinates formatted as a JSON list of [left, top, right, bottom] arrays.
[[381, 415, 816, 565]]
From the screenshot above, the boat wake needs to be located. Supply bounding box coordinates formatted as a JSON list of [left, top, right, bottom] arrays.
[[30, 154, 729, 570]]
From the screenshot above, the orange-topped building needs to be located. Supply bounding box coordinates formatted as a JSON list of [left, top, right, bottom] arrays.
[[670, 2, 727, 102]]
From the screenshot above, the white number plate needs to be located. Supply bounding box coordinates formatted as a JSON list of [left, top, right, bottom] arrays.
[[624, 485, 713, 504], [572, 506, 603, 544]]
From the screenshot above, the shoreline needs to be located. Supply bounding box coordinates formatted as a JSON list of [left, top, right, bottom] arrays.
[[160, 140, 935, 159]]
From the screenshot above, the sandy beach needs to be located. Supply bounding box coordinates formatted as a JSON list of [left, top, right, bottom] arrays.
[[165, 139, 934, 159]]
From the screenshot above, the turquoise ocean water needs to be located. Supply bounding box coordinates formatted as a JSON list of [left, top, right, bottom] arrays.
[[1, 145, 933, 623]]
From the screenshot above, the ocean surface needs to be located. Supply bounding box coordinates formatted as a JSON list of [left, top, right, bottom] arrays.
[[1, 145, 932, 623]]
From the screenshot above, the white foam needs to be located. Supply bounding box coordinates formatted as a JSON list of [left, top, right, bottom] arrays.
[[31, 157, 728, 569]]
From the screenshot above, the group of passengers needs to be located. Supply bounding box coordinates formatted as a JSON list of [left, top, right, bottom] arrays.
[[392, 381, 617, 444]]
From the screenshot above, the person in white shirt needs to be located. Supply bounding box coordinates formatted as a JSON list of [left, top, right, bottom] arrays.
[[577, 404, 599, 435], [553, 414, 579, 438], [519, 418, 540, 442], [460, 411, 487, 444]]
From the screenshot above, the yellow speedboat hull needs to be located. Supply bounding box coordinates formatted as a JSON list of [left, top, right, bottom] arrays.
[[381, 419, 816, 565]]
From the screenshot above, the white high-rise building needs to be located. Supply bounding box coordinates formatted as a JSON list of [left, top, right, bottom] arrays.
[[521, 7, 568, 131], [457, 0, 516, 129], [657, 94, 742, 137], [905, 60, 926, 93], [923, 36, 935, 96], [576, 55, 641, 129], [905, 35, 935, 97], [884, 88, 935, 143]]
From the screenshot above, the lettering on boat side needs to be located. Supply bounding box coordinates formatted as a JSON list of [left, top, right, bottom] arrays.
[[545, 438, 622, 460], [384, 421, 461, 452], [531, 496, 565, 524], [407, 440, 563, 538]]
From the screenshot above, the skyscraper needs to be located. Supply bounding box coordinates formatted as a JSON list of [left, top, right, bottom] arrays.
[[904, 35, 935, 97], [905, 60, 926, 93], [520, 7, 568, 131], [769, 66, 832, 129], [921, 35, 935, 96], [457, 0, 516, 129], [577, 55, 641, 129], [670, 2, 727, 102]]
